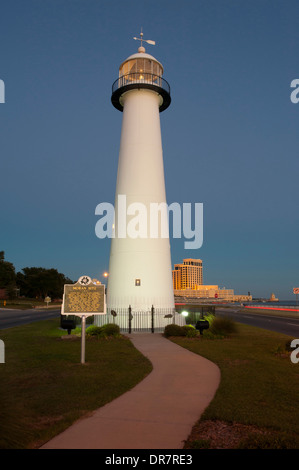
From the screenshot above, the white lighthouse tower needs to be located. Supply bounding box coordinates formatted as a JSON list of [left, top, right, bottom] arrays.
[[105, 33, 181, 330]]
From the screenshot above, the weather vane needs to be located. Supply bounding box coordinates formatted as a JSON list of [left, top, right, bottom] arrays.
[[133, 28, 156, 48]]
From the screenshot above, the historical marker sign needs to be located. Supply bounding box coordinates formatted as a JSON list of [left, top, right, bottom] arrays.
[[61, 275, 106, 316], [61, 276, 106, 364]]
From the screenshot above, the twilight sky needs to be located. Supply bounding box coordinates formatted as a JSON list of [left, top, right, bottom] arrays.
[[1, 0, 298, 299]]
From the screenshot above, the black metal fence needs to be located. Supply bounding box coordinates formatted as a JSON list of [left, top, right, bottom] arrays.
[[95, 306, 185, 333]]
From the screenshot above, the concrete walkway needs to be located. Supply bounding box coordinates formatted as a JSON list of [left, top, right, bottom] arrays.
[[41, 333, 220, 449]]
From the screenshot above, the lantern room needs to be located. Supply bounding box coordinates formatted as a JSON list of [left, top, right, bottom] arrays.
[[119, 46, 163, 82], [111, 46, 171, 112]]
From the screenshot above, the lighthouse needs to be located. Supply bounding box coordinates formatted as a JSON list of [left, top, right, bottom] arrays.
[[104, 33, 181, 330]]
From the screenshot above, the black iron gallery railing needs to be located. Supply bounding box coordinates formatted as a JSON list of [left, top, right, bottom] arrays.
[[112, 72, 171, 95]]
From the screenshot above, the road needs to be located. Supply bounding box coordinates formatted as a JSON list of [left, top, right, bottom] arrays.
[[1, 306, 299, 338], [0, 308, 61, 329], [216, 307, 299, 338]]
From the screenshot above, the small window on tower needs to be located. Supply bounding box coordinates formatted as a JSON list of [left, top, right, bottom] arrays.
[[135, 279, 141, 286]]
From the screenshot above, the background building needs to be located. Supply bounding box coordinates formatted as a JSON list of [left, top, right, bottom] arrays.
[[173, 258, 252, 302], [172, 259, 203, 290]]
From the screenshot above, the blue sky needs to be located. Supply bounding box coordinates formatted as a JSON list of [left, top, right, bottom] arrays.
[[0, 0, 298, 299]]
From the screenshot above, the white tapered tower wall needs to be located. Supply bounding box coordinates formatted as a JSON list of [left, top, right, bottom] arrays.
[[97, 46, 185, 329], [108, 88, 174, 310]]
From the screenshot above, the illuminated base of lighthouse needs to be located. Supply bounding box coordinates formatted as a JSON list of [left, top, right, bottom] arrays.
[[95, 307, 186, 332]]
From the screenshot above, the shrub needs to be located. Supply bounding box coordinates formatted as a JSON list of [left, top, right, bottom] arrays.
[[185, 328, 199, 338], [86, 323, 120, 338], [209, 316, 237, 336], [101, 323, 121, 337], [202, 329, 225, 340], [182, 325, 192, 332], [164, 324, 186, 337], [182, 325, 199, 338], [86, 325, 103, 336], [203, 314, 215, 325]]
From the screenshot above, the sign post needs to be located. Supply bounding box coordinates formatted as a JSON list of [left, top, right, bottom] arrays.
[[293, 287, 299, 306], [61, 276, 106, 364], [81, 315, 86, 364]]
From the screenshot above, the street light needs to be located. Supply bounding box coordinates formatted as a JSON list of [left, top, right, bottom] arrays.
[[102, 272, 109, 294]]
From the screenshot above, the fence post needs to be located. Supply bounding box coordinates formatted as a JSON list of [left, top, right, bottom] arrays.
[[151, 305, 154, 333]]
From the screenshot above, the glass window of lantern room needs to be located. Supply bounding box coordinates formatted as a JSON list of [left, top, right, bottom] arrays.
[[155, 62, 160, 76], [136, 58, 146, 74], [128, 60, 137, 74], [120, 60, 137, 78], [119, 63, 124, 77], [144, 59, 152, 74]]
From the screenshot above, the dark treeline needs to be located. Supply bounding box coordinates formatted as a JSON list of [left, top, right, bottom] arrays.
[[0, 251, 73, 299]]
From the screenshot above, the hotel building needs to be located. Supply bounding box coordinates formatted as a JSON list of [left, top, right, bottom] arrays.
[[172, 259, 252, 302], [172, 259, 203, 290]]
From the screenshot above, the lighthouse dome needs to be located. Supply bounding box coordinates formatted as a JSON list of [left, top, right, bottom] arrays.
[[119, 50, 164, 78]]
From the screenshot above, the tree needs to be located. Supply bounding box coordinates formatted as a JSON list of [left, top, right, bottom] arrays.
[[0, 251, 16, 298], [16, 267, 73, 299]]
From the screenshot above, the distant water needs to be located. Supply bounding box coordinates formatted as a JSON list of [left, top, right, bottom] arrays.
[[244, 300, 299, 307]]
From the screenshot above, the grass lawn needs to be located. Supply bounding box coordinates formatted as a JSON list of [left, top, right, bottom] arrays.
[[170, 323, 299, 449], [0, 299, 61, 309], [0, 318, 152, 449]]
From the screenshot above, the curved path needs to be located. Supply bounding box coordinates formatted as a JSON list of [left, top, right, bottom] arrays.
[[41, 333, 220, 449]]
